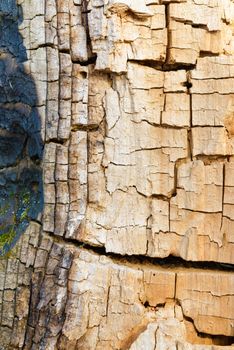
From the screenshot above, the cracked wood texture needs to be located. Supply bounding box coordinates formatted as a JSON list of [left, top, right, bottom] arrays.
[[0, 0, 234, 349]]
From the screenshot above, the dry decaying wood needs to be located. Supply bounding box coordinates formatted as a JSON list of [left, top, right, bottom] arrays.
[[0, 0, 234, 349]]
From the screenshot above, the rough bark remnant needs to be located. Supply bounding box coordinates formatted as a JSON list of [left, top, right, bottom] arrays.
[[0, 0, 234, 349]]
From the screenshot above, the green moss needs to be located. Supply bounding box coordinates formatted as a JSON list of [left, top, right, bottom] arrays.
[[0, 173, 43, 257], [0, 225, 16, 254], [0, 189, 31, 256], [0, 203, 10, 216], [20, 207, 29, 221], [22, 189, 30, 206], [0, 246, 18, 259]]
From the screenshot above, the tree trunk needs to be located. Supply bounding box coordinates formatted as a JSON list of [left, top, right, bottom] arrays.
[[0, 0, 234, 349]]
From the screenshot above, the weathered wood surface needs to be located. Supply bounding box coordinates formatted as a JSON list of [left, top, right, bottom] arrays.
[[0, 0, 234, 349]]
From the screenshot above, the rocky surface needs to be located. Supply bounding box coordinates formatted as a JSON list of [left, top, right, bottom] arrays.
[[0, 0, 234, 349]]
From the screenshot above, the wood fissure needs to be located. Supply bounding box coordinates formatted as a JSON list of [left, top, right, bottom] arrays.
[[0, 0, 234, 349]]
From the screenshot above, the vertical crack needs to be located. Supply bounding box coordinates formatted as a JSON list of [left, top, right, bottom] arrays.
[[11, 236, 24, 344], [164, 4, 171, 67], [187, 71, 193, 160], [81, 0, 96, 62], [220, 162, 226, 231], [154, 326, 158, 350], [174, 272, 177, 300], [0, 258, 8, 326], [105, 285, 111, 319]]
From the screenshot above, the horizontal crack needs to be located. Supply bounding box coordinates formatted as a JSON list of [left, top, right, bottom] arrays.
[[71, 123, 99, 132], [177, 300, 234, 345], [43, 231, 234, 272], [128, 59, 196, 72], [71, 55, 97, 66]]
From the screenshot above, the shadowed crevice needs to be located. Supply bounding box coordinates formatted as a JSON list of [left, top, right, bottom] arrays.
[[0, 1, 43, 256]]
